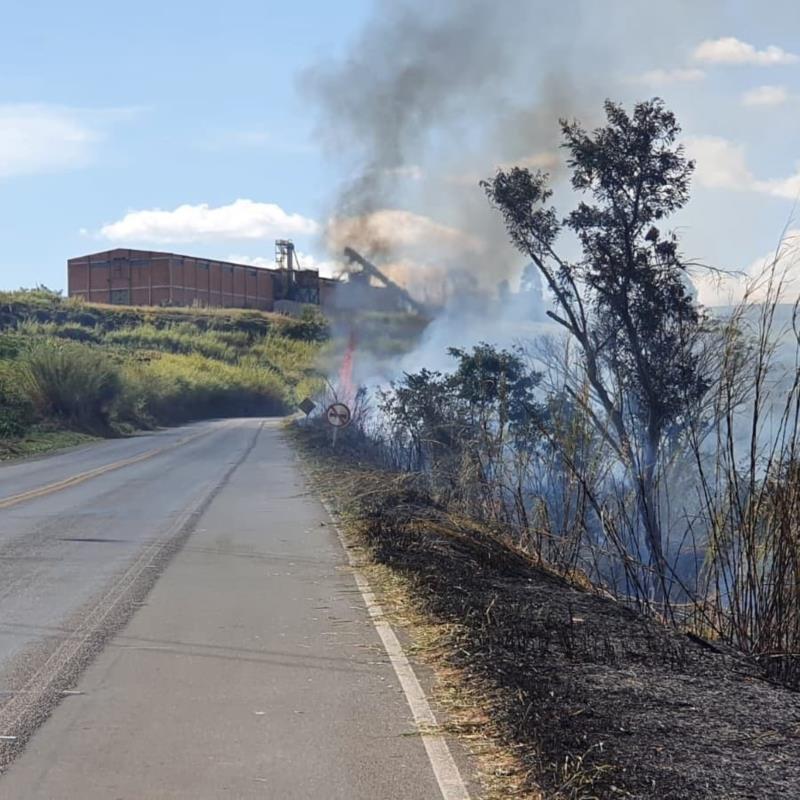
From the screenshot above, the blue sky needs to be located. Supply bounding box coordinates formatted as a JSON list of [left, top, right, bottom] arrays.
[[0, 0, 799, 305], [0, 0, 370, 287]]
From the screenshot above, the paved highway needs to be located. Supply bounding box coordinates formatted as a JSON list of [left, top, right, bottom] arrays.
[[0, 419, 467, 798]]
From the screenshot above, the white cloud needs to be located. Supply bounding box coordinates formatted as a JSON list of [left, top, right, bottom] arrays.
[[686, 136, 800, 201], [291, 252, 344, 277], [747, 230, 800, 277], [685, 136, 755, 190], [227, 254, 276, 269], [741, 85, 790, 106], [99, 199, 319, 243], [0, 104, 100, 178], [695, 230, 800, 306], [633, 67, 706, 85], [693, 37, 798, 66], [757, 168, 800, 200]]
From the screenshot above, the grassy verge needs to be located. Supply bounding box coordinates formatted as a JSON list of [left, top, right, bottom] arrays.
[[0, 427, 99, 462], [0, 289, 329, 455], [292, 422, 800, 800], [292, 424, 543, 799]]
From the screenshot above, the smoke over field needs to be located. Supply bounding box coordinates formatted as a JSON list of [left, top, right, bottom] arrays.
[[298, 0, 800, 699], [303, 0, 584, 295], [304, 0, 723, 303], [293, 6, 800, 796]]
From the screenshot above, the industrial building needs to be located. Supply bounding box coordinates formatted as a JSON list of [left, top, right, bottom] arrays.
[[67, 241, 325, 311], [67, 241, 426, 315]]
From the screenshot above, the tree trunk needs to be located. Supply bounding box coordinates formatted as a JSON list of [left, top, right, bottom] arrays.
[[640, 436, 668, 603]]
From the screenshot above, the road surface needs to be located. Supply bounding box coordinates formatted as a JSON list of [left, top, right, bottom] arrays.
[[0, 419, 466, 798]]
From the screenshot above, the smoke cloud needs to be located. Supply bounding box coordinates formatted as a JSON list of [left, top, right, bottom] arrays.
[[302, 0, 614, 294], [302, 0, 727, 390]]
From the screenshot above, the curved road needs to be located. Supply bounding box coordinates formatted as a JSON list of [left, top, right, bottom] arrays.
[[0, 419, 464, 798]]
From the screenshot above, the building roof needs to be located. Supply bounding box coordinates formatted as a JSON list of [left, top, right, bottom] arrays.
[[67, 248, 321, 275]]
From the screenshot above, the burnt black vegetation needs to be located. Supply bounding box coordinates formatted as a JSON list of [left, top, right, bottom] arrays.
[[300, 98, 800, 797]]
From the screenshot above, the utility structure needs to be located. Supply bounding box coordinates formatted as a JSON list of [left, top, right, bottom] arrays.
[[342, 247, 427, 315], [275, 239, 295, 272], [66, 241, 429, 316], [67, 249, 275, 309], [273, 239, 319, 305]]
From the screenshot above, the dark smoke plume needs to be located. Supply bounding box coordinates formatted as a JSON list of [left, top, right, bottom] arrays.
[[302, 0, 594, 290], [303, 0, 723, 296]]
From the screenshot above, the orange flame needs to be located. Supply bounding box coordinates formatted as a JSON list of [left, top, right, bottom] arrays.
[[338, 329, 357, 404]]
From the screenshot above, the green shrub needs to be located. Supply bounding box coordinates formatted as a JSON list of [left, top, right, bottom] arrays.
[[0, 291, 364, 446], [18, 340, 123, 433], [121, 352, 287, 424], [105, 323, 243, 362], [274, 308, 330, 342], [14, 319, 101, 344], [52, 323, 101, 343], [250, 335, 324, 404], [0, 361, 36, 437]]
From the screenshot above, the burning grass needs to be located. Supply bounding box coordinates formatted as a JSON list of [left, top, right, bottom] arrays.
[[294, 423, 800, 800]]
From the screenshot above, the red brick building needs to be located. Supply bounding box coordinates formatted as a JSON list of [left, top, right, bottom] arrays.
[[67, 248, 307, 310]]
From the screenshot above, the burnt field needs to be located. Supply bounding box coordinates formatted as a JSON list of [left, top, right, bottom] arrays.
[[296, 427, 800, 800]]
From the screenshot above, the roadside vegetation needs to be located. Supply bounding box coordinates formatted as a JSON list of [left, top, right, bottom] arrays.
[[297, 99, 800, 798], [0, 288, 329, 459], [297, 434, 800, 800]]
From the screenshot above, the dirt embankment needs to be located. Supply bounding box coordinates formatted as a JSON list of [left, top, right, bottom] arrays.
[[297, 429, 800, 800]]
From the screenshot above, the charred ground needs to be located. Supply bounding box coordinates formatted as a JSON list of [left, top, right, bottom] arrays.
[[295, 425, 800, 800]]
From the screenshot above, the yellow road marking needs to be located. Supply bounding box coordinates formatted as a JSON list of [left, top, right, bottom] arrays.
[[0, 429, 210, 511]]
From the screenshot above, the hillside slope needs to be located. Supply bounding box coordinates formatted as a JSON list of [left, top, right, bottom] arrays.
[[0, 289, 327, 458]]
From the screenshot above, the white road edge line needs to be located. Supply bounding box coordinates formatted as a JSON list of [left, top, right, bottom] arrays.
[[320, 498, 471, 800]]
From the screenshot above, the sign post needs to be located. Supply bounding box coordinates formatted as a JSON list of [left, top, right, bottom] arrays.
[[325, 402, 352, 449]]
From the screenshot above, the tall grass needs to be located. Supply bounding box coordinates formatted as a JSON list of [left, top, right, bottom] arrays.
[[322, 236, 800, 686], [251, 334, 324, 401], [687, 254, 800, 683], [120, 352, 287, 425], [0, 358, 36, 437], [105, 323, 250, 361], [5, 337, 309, 435], [0, 296, 328, 441], [16, 340, 123, 433]]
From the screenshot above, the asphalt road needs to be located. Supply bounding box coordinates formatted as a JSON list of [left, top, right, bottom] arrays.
[[0, 419, 460, 798]]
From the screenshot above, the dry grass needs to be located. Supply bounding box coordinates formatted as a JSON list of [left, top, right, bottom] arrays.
[[292, 422, 800, 800], [298, 435, 579, 800], [357, 560, 538, 800]]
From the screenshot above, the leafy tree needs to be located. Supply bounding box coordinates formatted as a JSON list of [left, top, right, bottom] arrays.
[[378, 344, 544, 512], [378, 367, 455, 472], [447, 342, 541, 436], [483, 99, 708, 597]]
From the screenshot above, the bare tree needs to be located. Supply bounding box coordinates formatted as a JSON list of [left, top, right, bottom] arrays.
[[483, 99, 709, 598]]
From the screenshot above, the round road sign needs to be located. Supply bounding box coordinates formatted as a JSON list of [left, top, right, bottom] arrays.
[[325, 402, 352, 428]]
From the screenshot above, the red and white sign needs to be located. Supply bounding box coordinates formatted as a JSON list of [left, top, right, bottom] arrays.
[[325, 402, 352, 429]]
